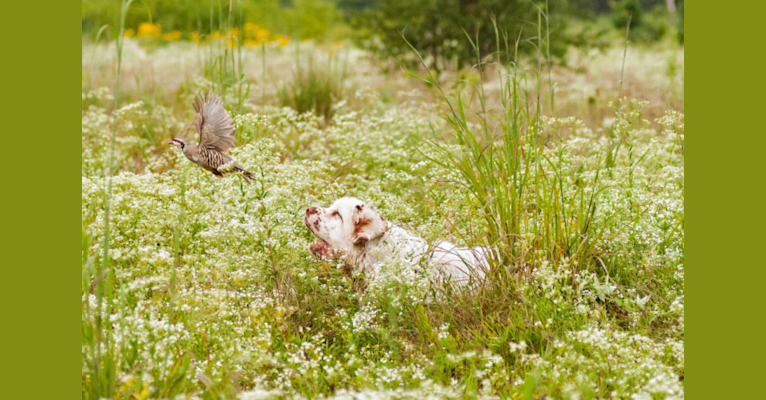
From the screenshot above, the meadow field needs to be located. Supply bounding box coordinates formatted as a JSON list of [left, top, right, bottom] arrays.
[[82, 23, 684, 399]]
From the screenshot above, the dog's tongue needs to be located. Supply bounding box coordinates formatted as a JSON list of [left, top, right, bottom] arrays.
[[310, 242, 330, 257]]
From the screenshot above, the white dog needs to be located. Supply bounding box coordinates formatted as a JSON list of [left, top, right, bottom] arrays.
[[304, 197, 489, 290]]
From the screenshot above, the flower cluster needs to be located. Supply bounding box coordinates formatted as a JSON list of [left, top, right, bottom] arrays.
[[123, 22, 291, 47]]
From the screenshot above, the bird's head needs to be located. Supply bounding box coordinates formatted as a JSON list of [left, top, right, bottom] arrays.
[[169, 138, 187, 149]]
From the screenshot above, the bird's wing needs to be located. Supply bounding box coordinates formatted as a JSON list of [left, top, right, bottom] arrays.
[[193, 93, 236, 152]]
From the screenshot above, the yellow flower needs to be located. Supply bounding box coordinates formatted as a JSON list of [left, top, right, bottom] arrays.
[[227, 36, 238, 48], [161, 30, 181, 41], [190, 31, 200, 41], [228, 27, 238, 38], [210, 30, 222, 40], [137, 22, 161, 39], [244, 22, 257, 32], [275, 35, 290, 47], [333, 40, 344, 47], [256, 28, 269, 40], [244, 39, 260, 47], [123, 28, 135, 38]]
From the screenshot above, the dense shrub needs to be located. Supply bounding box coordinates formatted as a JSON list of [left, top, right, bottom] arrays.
[[343, 0, 568, 71], [612, 0, 677, 43]]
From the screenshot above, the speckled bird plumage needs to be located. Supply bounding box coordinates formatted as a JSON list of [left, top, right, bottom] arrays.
[[170, 92, 254, 181]]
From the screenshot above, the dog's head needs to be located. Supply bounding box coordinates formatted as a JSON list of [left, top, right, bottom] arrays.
[[304, 197, 388, 257]]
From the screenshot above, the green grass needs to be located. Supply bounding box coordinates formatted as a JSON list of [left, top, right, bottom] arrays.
[[278, 43, 348, 122], [81, 16, 684, 399]]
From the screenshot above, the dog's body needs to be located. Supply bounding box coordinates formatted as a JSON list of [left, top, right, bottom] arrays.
[[304, 197, 488, 288]]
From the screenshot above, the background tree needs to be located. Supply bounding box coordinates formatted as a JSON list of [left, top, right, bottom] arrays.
[[341, 0, 568, 71]]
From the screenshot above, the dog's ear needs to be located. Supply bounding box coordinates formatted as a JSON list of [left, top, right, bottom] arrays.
[[352, 204, 387, 245]]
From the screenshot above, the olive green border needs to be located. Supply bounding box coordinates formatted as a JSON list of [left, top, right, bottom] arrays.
[[0, 1, 79, 397], [691, 1, 764, 398]]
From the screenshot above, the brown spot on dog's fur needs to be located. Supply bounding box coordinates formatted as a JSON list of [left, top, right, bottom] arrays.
[[353, 217, 370, 237], [313, 220, 320, 230]]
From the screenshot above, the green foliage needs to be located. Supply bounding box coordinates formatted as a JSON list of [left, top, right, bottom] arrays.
[[280, 0, 344, 41], [278, 47, 348, 121], [344, 0, 568, 70], [82, 0, 343, 41], [561, 16, 614, 53], [406, 21, 609, 288], [612, 0, 677, 43], [612, 0, 643, 29], [82, 0, 211, 33]]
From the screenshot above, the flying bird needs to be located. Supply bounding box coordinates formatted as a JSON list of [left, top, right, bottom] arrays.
[[170, 93, 254, 181]]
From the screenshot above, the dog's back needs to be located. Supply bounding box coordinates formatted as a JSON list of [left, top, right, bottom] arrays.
[[360, 223, 489, 287]]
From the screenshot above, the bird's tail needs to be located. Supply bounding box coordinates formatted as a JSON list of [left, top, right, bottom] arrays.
[[235, 164, 255, 182]]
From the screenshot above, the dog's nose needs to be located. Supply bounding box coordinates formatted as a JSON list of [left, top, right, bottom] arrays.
[[306, 207, 319, 215]]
